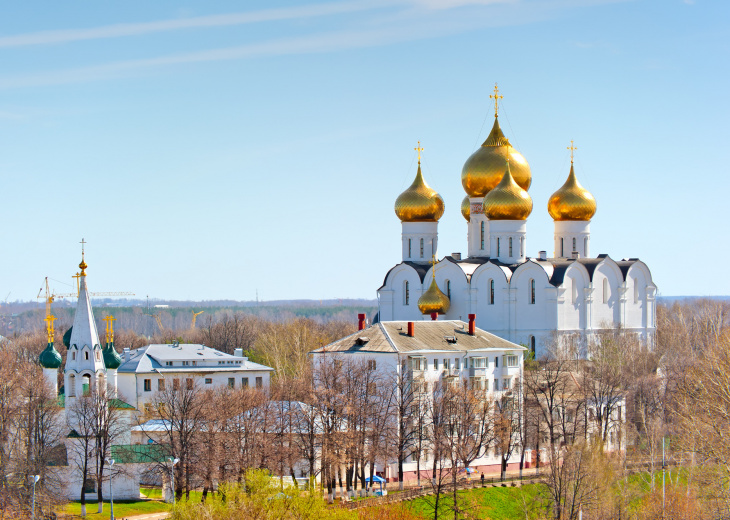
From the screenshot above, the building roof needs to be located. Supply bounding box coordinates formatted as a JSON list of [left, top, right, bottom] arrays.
[[117, 343, 274, 374], [311, 320, 526, 354], [69, 274, 101, 349]]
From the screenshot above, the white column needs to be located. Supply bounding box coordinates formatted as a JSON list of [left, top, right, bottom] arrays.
[[43, 368, 58, 396], [554, 221, 590, 259], [402, 222, 438, 262]]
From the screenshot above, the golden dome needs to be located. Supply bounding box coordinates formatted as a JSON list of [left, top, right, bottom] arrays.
[[461, 195, 470, 222], [417, 277, 451, 315], [461, 117, 531, 197], [394, 163, 445, 222], [547, 163, 597, 221], [483, 162, 533, 220]]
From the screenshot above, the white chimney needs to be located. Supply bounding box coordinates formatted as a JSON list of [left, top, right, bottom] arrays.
[[539, 251, 547, 261], [234, 348, 243, 358], [123, 348, 130, 362]]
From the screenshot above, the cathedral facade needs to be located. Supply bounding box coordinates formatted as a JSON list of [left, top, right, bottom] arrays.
[[377, 93, 656, 357]]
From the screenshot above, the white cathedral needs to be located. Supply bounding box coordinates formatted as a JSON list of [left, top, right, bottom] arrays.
[[376, 92, 656, 357]]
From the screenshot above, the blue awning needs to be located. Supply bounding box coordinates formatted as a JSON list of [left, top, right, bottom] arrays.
[[365, 475, 386, 483]]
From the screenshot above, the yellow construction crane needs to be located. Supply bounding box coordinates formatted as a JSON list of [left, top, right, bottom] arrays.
[[191, 311, 204, 329], [36, 278, 58, 318]]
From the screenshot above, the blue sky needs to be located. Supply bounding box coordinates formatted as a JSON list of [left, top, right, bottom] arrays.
[[0, 0, 726, 301]]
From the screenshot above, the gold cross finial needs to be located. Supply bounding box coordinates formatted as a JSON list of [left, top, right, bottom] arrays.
[[103, 315, 116, 343], [44, 314, 57, 343], [431, 254, 437, 280], [567, 140, 577, 163], [490, 83, 503, 118], [414, 141, 424, 164]]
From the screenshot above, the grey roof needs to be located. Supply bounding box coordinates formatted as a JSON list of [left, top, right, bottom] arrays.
[[117, 344, 274, 374], [311, 320, 526, 354]]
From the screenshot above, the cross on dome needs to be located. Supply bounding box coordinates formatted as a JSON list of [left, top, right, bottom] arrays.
[[567, 140, 577, 163], [430, 254, 437, 279], [414, 141, 424, 164], [44, 314, 56, 343], [79, 238, 88, 276], [490, 83, 503, 118], [103, 315, 116, 343]]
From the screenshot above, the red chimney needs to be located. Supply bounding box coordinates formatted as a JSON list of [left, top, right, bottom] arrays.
[[430, 312, 438, 321], [468, 314, 476, 336], [407, 322, 414, 337], [358, 313, 366, 331]]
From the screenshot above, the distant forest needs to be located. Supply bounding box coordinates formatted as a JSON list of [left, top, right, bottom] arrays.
[[0, 298, 378, 337]]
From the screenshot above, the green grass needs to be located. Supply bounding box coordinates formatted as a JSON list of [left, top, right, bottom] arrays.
[[62, 499, 170, 518], [407, 482, 545, 520]]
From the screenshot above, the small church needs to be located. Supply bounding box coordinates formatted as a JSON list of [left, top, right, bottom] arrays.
[[377, 86, 657, 357]]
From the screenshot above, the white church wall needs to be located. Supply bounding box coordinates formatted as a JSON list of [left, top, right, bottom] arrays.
[[471, 264, 511, 334], [432, 263, 469, 321], [558, 264, 589, 331], [591, 261, 623, 329], [385, 265, 427, 322], [512, 262, 554, 342]]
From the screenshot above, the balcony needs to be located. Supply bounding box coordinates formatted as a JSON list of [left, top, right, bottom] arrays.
[[469, 367, 488, 377]]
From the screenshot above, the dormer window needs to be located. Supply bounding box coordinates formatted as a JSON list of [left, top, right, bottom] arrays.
[[84, 352, 89, 361]]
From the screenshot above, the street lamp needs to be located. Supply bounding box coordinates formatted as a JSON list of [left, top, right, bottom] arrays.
[[167, 457, 180, 505], [106, 458, 116, 520], [30, 475, 40, 520]]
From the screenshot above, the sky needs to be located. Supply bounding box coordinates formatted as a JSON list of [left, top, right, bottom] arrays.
[[0, 0, 727, 302]]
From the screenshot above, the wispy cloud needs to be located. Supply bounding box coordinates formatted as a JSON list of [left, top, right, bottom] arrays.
[[0, 1, 390, 48]]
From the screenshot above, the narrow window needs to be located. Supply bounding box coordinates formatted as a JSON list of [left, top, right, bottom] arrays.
[[634, 277, 639, 303], [84, 351, 89, 361], [530, 336, 536, 357], [404, 281, 410, 305], [572, 237, 577, 252], [408, 239, 412, 258], [69, 375, 76, 397], [489, 279, 495, 304], [572, 281, 578, 304], [420, 238, 424, 258], [455, 358, 460, 370], [173, 379, 180, 390], [186, 378, 194, 390], [584, 237, 588, 256], [495, 356, 499, 368], [256, 377, 263, 388], [480, 222, 485, 250], [560, 238, 564, 257], [497, 238, 501, 256], [158, 379, 165, 391], [434, 359, 439, 370], [530, 279, 536, 304], [603, 278, 609, 304], [72, 352, 76, 361], [443, 359, 450, 370], [520, 237, 524, 257], [509, 237, 513, 257], [205, 378, 213, 385], [446, 280, 451, 299], [367, 360, 376, 370], [228, 378, 235, 388], [144, 379, 152, 392], [242, 377, 249, 387]]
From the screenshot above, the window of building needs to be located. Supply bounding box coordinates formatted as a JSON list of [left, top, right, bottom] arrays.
[[560, 238, 564, 257], [506, 355, 518, 367], [529, 336, 536, 357], [84, 351, 89, 361], [497, 237, 500, 256], [572, 280, 578, 304], [634, 277, 639, 303], [434, 359, 439, 370], [68, 374, 76, 397], [72, 352, 76, 361], [584, 237, 588, 255], [404, 281, 410, 305], [509, 237, 513, 257], [472, 357, 486, 369], [173, 379, 180, 390], [158, 379, 165, 391], [529, 279, 536, 304], [256, 377, 263, 388], [186, 378, 194, 390], [228, 378, 235, 388], [454, 358, 460, 370], [446, 280, 451, 299], [96, 351, 100, 361], [489, 279, 495, 304], [408, 239, 412, 258], [420, 238, 424, 258], [367, 359, 376, 371], [205, 378, 213, 385], [520, 237, 524, 257], [572, 237, 577, 252], [82, 375, 90, 396], [165, 361, 173, 366], [494, 356, 499, 368], [144, 379, 152, 392], [443, 359, 450, 370], [182, 361, 190, 366], [503, 378, 511, 390], [480, 222, 485, 250], [494, 379, 500, 391], [603, 278, 609, 304], [411, 358, 425, 371], [191, 360, 197, 366], [242, 377, 249, 387]]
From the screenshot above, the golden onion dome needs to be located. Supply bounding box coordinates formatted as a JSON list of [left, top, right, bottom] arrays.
[[417, 277, 451, 315], [547, 163, 597, 221], [394, 163, 445, 222], [461, 195, 470, 222], [483, 162, 533, 221], [461, 117, 531, 197]]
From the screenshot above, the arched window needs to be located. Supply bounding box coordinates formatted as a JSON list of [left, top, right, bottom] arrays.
[[420, 238, 424, 258], [634, 277, 639, 303], [446, 280, 451, 299], [529, 279, 536, 304], [480, 222, 485, 250], [603, 278, 609, 304], [584, 237, 588, 256], [520, 237, 524, 257], [497, 238, 501, 257], [509, 237, 513, 257], [489, 279, 495, 305], [529, 336, 536, 357], [68, 374, 76, 397], [560, 238, 564, 257], [404, 281, 410, 305], [408, 239, 412, 258], [572, 280, 578, 304], [82, 375, 91, 396], [572, 237, 577, 253]]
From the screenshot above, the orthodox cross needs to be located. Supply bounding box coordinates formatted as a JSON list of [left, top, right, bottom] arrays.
[[567, 140, 577, 163], [44, 314, 56, 343], [490, 83, 503, 118], [103, 315, 116, 343], [414, 142, 424, 164], [80, 238, 86, 258], [431, 254, 437, 280]]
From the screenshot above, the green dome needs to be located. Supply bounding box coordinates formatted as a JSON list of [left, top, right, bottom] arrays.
[[103, 343, 122, 370], [39, 343, 62, 369]]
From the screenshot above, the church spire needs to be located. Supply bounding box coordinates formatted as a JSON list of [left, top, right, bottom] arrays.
[[68, 241, 101, 351]]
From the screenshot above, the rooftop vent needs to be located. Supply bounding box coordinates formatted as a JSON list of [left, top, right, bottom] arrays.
[[444, 336, 457, 344], [572, 251, 580, 259], [539, 251, 547, 261], [452, 252, 462, 261], [355, 337, 370, 345]]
